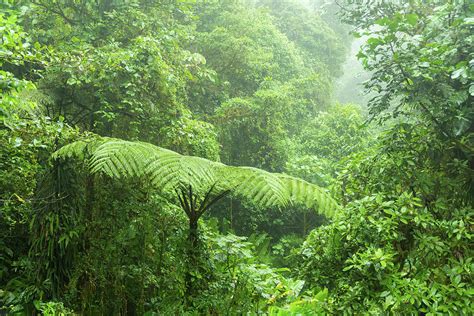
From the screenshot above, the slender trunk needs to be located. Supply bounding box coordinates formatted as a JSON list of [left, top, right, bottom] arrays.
[[188, 215, 198, 248], [185, 215, 199, 305], [180, 185, 230, 306]]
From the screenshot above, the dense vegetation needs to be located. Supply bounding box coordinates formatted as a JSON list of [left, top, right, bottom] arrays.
[[1, 0, 472, 314]]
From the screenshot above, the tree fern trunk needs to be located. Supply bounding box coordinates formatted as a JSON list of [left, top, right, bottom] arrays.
[[188, 216, 198, 247], [185, 215, 199, 305]]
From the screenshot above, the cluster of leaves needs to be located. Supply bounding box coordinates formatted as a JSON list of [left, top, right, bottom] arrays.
[[259, 0, 348, 77], [278, 109, 461, 313], [216, 76, 333, 171], [21, 0, 220, 156], [343, 0, 473, 152], [300, 190, 473, 314], [0, 7, 84, 312], [293, 1, 474, 314], [4, 0, 473, 314], [189, 227, 307, 314], [1, 1, 351, 313], [287, 103, 369, 187]]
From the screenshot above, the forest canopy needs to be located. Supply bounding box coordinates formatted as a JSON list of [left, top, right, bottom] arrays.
[[1, 0, 473, 315]]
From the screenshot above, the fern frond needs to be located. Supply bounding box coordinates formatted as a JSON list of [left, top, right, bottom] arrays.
[[148, 154, 218, 195], [52, 137, 106, 161], [54, 138, 340, 218], [86, 139, 218, 195], [277, 174, 340, 217], [221, 166, 289, 208], [90, 140, 155, 178]]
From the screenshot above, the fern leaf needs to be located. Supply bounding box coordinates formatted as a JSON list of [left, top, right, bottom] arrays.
[[277, 174, 340, 217], [54, 138, 340, 218], [222, 166, 289, 208]]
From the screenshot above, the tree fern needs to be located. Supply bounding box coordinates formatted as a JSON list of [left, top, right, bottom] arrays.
[[55, 137, 340, 295], [54, 137, 339, 216]]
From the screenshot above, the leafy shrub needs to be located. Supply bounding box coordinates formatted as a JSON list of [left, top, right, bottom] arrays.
[[299, 193, 473, 314]]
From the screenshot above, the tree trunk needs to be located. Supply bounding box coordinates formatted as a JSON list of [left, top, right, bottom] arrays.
[[185, 215, 199, 306], [188, 215, 198, 248]]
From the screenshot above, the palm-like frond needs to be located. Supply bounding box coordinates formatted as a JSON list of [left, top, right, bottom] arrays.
[[52, 137, 107, 160], [276, 174, 340, 217], [220, 166, 289, 208], [54, 138, 340, 217], [91, 140, 218, 195], [52, 140, 89, 160]]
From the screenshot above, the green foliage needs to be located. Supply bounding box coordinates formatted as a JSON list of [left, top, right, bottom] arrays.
[[268, 288, 328, 316], [190, 228, 306, 314], [22, 0, 218, 156], [0, 9, 39, 116], [192, 2, 306, 103], [286, 103, 369, 187], [293, 2, 474, 313], [298, 104, 368, 162], [34, 300, 74, 316], [160, 111, 220, 160], [64, 191, 188, 314], [54, 138, 340, 217], [300, 193, 473, 314], [1, 1, 352, 312], [3, 0, 472, 314], [216, 76, 333, 172], [271, 234, 304, 268], [260, 0, 348, 77], [0, 9, 81, 313], [342, 0, 473, 158], [215, 96, 290, 171], [298, 116, 473, 314], [339, 120, 472, 204], [285, 155, 333, 187]]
